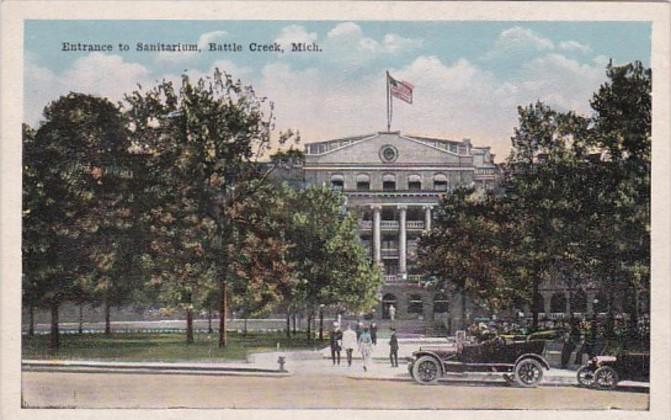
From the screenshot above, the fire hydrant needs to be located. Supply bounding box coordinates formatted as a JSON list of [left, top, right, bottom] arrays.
[[277, 356, 286, 372]]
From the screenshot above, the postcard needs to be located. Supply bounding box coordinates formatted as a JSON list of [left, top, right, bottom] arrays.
[[1, 1, 669, 419]]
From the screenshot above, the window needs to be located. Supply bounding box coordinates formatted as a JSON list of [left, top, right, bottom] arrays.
[[330, 174, 344, 191], [408, 174, 422, 191], [356, 174, 370, 191], [433, 173, 448, 191], [408, 294, 423, 314], [434, 293, 449, 314], [383, 174, 396, 191]]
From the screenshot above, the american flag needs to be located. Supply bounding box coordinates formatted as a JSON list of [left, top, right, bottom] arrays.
[[388, 74, 414, 104]]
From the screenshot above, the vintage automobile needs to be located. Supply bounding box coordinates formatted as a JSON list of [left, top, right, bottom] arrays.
[[577, 352, 650, 389], [408, 336, 550, 387]]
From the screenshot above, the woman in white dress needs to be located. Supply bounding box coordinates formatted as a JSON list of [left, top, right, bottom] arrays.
[[358, 326, 373, 372]]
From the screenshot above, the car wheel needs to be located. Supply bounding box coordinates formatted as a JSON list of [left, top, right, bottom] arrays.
[[576, 365, 596, 388], [514, 358, 544, 388], [594, 366, 619, 390], [412, 355, 441, 385]]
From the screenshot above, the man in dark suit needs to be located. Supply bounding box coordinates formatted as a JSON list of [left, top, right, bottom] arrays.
[[329, 322, 343, 366], [389, 327, 399, 367]]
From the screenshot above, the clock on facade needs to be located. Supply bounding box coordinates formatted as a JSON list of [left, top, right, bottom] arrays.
[[379, 144, 399, 162]]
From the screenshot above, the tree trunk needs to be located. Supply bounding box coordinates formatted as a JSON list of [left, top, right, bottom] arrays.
[[78, 304, 84, 334], [49, 302, 59, 352], [28, 303, 35, 337], [218, 280, 228, 348], [292, 313, 297, 335], [460, 291, 467, 329], [532, 280, 539, 330], [186, 307, 194, 344], [306, 313, 312, 343], [243, 318, 248, 336], [286, 312, 291, 339], [207, 306, 213, 334], [104, 302, 111, 335]]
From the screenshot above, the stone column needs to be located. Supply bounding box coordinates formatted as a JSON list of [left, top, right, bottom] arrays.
[[424, 205, 432, 231], [372, 205, 381, 265], [398, 205, 407, 275]]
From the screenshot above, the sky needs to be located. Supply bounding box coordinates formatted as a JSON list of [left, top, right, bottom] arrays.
[[24, 20, 651, 161]]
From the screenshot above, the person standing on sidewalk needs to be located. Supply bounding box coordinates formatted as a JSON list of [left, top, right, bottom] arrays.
[[329, 322, 343, 366], [389, 327, 399, 367], [358, 326, 373, 372], [342, 323, 357, 367], [370, 322, 378, 345]]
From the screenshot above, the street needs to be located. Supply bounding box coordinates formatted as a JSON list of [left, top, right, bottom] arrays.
[[21, 370, 649, 410]]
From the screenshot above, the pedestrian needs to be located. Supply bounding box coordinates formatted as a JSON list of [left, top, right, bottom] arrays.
[[358, 325, 373, 372], [342, 323, 357, 367], [560, 320, 579, 369], [329, 322, 343, 366], [388, 304, 396, 323], [355, 321, 363, 339], [389, 327, 399, 367], [370, 322, 377, 345]]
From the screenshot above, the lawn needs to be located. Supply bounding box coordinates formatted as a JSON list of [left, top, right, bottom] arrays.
[[22, 332, 318, 362]]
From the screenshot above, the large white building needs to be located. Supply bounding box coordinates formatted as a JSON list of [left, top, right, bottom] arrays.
[[302, 131, 499, 330]]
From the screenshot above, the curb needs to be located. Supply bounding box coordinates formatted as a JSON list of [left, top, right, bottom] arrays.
[[22, 360, 291, 377]]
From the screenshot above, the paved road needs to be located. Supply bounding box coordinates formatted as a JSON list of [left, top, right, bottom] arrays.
[[21, 371, 648, 409]]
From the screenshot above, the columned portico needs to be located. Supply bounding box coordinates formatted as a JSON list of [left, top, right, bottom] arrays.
[[398, 205, 407, 275], [372, 205, 382, 264], [423, 205, 432, 231]]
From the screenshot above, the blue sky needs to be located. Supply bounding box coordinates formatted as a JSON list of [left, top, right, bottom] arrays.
[[24, 20, 651, 159]]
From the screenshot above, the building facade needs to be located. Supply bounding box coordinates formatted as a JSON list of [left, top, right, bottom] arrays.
[[302, 131, 499, 329]]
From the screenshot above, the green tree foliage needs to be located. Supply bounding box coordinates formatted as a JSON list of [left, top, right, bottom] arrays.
[[123, 70, 299, 345], [23, 94, 135, 349], [418, 61, 650, 331]]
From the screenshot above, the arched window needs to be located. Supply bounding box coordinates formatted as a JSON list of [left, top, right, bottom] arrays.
[[550, 292, 566, 313], [408, 294, 423, 314], [382, 174, 396, 191], [533, 293, 544, 313], [330, 174, 344, 191], [433, 293, 449, 314], [433, 173, 448, 191], [570, 289, 587, 314], [408, 174, 422, 191], [356, 174, 370, 191], [594, 292, 608, 314]]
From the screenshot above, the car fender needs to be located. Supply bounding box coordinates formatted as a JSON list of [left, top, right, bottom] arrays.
[[514, 353, 550, 370], [413, 351, 445, 374]]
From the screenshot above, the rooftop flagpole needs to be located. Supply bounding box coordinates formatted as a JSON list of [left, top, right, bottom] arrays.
[[386, 70, 391, 132]]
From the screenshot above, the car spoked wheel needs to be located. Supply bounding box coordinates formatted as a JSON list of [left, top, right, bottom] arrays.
[[576, 366, 596, 387], [594, 366, 619, 390], [412, 356, 441, 385], [514, 358, 544, 388]]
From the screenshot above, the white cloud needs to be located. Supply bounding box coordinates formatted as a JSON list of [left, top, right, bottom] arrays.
[[559, 40, 592, 54], [275, 25, 318, 50], [197, 30, 229, 51], [495, 26, 555, 51], [324, 22, 422, 64], [25, 53, 152, 126]]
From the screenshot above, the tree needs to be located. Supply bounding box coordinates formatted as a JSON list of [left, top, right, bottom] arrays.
[[23, 94, 131, 350], [418, 187, 511, 328], [284, 185, 382, 341], [124, 70, 298, 346]]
